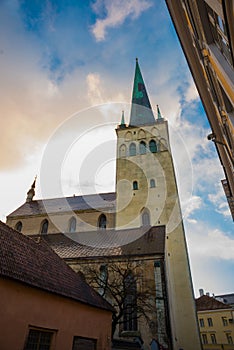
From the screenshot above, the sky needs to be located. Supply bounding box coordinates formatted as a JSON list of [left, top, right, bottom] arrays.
[[0, 0, 233, 297]]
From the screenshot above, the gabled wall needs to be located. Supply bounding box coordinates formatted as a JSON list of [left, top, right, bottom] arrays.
[[0, 278, 112, 350]]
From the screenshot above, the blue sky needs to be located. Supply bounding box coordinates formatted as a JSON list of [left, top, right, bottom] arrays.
[[0, 0, 233, 297]]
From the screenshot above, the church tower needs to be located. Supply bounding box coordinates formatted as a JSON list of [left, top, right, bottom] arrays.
[[115, 59, 201, 350]]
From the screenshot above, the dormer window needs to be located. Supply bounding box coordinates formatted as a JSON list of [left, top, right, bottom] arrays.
[[98, 214, 107, 230], [41, 219, 49, 234], [15, 221, 23, 232], [69, 217, 76, 233]]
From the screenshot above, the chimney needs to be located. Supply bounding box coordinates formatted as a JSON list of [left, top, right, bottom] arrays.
[[199, 289, 204, 296]]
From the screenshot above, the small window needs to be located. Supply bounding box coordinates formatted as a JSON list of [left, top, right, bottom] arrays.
[[150, 179, 156, 188], [199, 318, 204, 327], [15, 221, 23, 232], [149, 140, 157, 153], [133, 181, 138, 190], [208, 317, 213, 327], [202, 334, 208, 344], [129, 143, 136, 156], [98, 214, 106, 230], [222, 317, 228, 326], [139, 141, 146, 154], [210, 334, 216, 344], [226, 333, 233, 344], [69, 217, 76, 232], [41, 219, 49, 234], [24, 328, 54, 350]]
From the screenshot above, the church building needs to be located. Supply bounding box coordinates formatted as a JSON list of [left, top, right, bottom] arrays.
[[7, 60, 201, 350]]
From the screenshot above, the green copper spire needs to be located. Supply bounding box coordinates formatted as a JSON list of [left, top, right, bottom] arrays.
[[129, 58, 155, 126]]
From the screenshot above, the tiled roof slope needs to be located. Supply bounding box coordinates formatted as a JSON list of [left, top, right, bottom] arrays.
[[0, 221, 112, 311], [7, 192, 116, 217], [196, 295, 232, 311], [215, 293, 234, 305], [30, 226, 165, 259]]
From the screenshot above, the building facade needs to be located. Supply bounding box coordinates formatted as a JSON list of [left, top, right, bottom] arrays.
[[165, 0, 234, 219], [7, 60, 201, 350], [196, 295, 234, 350]]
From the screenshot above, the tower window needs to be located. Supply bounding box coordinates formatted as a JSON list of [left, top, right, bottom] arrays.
[[15, 221, 23, 232], [150, 179, 156, 188], [129, 143, 136, 156], [119, 144, 127, 157], [149, 140, 157, 153], [133, 181, 138, 190], [139, 141, 146, 154], [141, 209, 150, 226], [98, 214, 107, 230], [69, 217, 76, 233], [41, 219, 49, 234]]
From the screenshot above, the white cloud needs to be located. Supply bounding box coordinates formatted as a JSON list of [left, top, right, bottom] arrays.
[[91, 0, 152, 41], [184, 76, 199, 103], [86, 73, 104, 105], [187, 221, 234, 261], [185, 220, 234, 294], [208, 182, 231, 217]]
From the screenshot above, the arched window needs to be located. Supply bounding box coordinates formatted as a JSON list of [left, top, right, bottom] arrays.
[[41, 219, 49, 234], [150, 179, 156, 188], [98, 214, 107, 230], [123, 272, 137, 331], [139, 141, 146, 154], [69, 217, 76, 232], [15, 221, 22, 232], [149, 140, 157, 153], [129, 143, 136, 156], [133, 181, 138, 190], [141, 209, 150, 226]]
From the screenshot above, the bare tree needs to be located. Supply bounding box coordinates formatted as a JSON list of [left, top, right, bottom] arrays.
[[82, 259, 156, 337]]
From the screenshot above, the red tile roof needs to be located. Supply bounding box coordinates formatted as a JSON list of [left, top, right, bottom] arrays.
[[0, 221, 112, 312], [195, 295, 232, 311]]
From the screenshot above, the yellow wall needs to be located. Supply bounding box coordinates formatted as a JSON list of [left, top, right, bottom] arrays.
[[198, 309, 234, 350], [7, 210, 115, 235]]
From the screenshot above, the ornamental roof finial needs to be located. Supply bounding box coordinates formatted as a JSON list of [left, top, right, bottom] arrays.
[[26, 176, 37, 202]]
